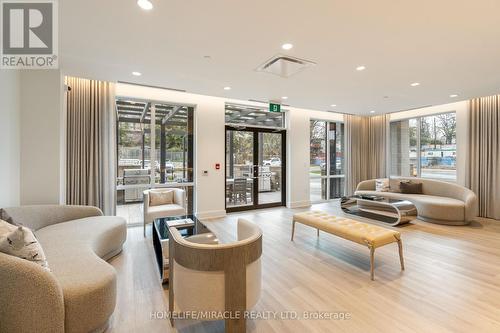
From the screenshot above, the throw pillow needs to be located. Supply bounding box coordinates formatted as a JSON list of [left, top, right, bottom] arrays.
[[149, 190, 174, 206], [375, 178, 390, 192], [389, 179, 411, 193], [0, 219, 17, 235], [0, 208, 14, 224], [0, 221, 50, 271], [399, 181, 423, 194]]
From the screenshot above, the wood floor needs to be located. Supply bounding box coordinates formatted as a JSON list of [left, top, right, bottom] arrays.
[[106, 202, 500, 333]]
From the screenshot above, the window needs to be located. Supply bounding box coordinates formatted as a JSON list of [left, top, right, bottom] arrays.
[[390, 112, 456, 181], [116, 99, 194, 224], [309, 120, 345, 202]]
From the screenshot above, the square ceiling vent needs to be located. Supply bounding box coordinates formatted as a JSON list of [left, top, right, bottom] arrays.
[[256, 54, 316, 78]]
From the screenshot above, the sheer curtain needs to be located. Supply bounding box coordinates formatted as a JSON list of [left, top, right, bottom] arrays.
[[344, 114, 388, 195], [467, 95, 500, 219], [65, 77, 116, 215]]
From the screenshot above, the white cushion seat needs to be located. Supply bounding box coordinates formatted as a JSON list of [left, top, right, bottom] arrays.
[[145, 204, 185, 220]]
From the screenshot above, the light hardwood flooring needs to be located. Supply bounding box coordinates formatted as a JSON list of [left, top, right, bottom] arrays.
[[106, 202, 500, 333]]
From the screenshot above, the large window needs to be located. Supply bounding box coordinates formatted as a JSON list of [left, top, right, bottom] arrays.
[[309, 120, 345, 202], [116, 99, 194, 224], [390, 112, 456, 181]]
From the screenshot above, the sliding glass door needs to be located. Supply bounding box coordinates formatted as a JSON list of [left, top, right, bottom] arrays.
[[225, 126, 286, 212]]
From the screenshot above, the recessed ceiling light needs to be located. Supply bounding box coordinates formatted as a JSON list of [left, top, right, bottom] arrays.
[[282, 43, 293, 50], [356, 65, 366, 71], [450, 94, 458, 98], [132, 71, 142, 76], [281, 96, 288, 100], [137, 0, 153, 10], [223, 86, 231, 91], [330, 104, 337, 107], [370, 110, 375, 113], [410, 82, 420, 87]]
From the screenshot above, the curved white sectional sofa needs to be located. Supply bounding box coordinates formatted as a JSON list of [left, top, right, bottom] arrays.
[[355, 177, 478, 225], [0, 205, 127, 333]]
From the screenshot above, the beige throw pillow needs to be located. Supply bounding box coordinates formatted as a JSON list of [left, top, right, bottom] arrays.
[[375, 178, 390, 192], [0, 218, 16, 234], [149, 190, 174, 206], [0, 220, 50, 271]]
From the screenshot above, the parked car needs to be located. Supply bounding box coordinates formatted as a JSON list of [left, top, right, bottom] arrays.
[[263, 157, 281, 166]]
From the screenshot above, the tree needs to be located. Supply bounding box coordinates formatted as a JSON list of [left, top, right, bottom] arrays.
[[310, 120, 326, 162], [436, 113, 456, 144]]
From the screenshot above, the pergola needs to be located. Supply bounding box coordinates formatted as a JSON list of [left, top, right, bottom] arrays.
[[225, 103, 285, 128]]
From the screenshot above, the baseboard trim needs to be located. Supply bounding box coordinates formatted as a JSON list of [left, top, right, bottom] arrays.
[[196, 210, 227, 220], [287, 200, 311, 209], [418, 215, 471, 226]]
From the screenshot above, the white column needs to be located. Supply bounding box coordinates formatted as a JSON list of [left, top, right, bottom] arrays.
[[150, 104, 156, 188]]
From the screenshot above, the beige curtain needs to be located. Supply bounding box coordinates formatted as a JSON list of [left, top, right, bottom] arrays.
[[467, 95, 500, 219], [367, 114, 389, 179], [344, 114, 388, 195], [66, 77, 116, 215], [345, 115, 368, 196]]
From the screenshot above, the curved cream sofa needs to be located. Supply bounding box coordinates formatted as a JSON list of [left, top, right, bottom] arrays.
[[0, 205, 127, 333], [355, 177, 478, 225]]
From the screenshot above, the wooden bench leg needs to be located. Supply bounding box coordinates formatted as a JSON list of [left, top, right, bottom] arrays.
[[291, 220, 296, 241], [397, 240, 405, 271], [370, 247, 375, 281]]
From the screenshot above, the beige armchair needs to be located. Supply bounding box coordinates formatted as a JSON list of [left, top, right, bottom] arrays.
[[169, 218, 262, 332], [143, 188, 186, 236]]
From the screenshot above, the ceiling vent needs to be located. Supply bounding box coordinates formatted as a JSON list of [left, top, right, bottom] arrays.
[[256, 54, 316, 78]]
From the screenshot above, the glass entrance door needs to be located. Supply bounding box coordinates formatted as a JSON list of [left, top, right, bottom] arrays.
[[226, 127, 286, 212], [257, 132, 283, 205]]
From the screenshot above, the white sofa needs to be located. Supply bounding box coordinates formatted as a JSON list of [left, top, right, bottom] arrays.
[[143, 188, 186, 236], [0, 205, 127, 333], [355, 177, 478, 225]]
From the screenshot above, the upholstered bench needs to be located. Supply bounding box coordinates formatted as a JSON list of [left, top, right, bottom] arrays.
[[292, 211, 404, 280]]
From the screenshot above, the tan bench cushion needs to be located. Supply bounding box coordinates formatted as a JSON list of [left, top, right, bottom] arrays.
[[293, 211, 400, 248]]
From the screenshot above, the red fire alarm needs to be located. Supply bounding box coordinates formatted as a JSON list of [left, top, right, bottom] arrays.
[[215, 163, 221, 170]]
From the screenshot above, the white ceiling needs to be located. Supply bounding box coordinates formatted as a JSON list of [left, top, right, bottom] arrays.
[[60, 0, 500, 115]]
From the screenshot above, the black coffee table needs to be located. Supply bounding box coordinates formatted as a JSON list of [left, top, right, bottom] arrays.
[[153, 215, 212, 283]]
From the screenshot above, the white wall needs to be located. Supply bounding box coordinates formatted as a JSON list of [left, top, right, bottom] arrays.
[[19, 70, 64, 205], [389, 101, 469, 185], [116, 83, 343, 216], [0, 71, 21, 207]]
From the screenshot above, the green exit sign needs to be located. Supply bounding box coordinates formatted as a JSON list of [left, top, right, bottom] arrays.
[[269, 103, 281, 113]]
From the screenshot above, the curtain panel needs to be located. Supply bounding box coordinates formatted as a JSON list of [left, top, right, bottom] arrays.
[[467, 95, 500, 219], [344, 114, 388, 195], [65, 77, 116, 215]]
